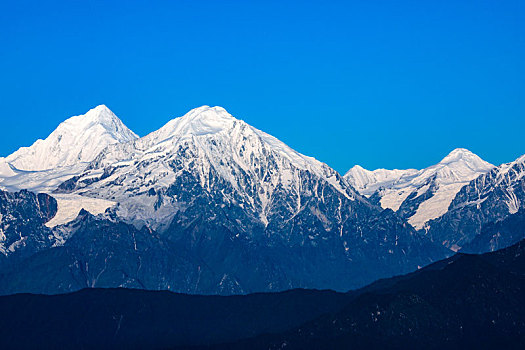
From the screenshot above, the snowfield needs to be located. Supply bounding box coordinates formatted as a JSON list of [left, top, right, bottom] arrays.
[[345, 148, 494, 229]]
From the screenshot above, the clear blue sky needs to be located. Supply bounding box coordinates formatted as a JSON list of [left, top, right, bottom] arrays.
[[1, 0, 523, 173]]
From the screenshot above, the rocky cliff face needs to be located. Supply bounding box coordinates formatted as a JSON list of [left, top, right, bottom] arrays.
[[425, 155, 525, 250], [461, 208, 525, 254], [0, 190, 57, 268]]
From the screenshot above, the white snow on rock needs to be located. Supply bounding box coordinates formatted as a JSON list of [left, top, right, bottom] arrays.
[[0, 166, 117, 229], [2, 103, 503, 236], [67, 106, 359, 228], [0, 105, 137, 227], [131, 106, 343, 181], [345, 148, 494, 229], [45, 194, 115, 228], [0, 163, 88, 194], [408, 182, 467, 229], [1, 105, 357, 230], [468, 154, 525, 216], [4, 105, 138, 171], [0, 158, 16, 178], [345, 165, 419, 198]]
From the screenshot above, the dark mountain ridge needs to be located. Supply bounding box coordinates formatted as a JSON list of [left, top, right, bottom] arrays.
[[0, 239, 524, 349], [0, 186, 449, 295]]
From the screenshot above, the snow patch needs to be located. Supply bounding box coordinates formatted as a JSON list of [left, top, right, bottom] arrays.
[[45, 194, 116, 227], [379, 189, 414, 212], [408, 183, 466, 229]]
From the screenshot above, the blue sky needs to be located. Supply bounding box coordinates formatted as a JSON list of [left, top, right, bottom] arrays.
[[1, 0, 523, 173]]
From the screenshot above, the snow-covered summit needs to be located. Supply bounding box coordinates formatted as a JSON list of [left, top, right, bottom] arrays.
[[426, 152, 525, 250], [64, 105, 358, 228], [98, 105, 345, 179], [344, 148, 494, 230], [3, 105, 138, 171], [414, 148, 493, 186], [134, 106, 240, 150], [436, 148, 492, 172], [151, 106, 235, 140]]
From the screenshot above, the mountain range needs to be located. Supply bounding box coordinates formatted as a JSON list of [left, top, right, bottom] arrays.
[[345, 148, 525, 252], [0, 105, 523, 295], [0, 238, 523, 349], [221, 238, 525, 349], [345, 148, 494, 230]]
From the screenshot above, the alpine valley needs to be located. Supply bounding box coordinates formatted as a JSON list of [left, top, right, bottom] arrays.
[[0, 105, 523, 297]]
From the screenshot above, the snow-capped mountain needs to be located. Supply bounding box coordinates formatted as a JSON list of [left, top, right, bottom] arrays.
[[345, 148, 494, 230], [0, 105, 447, 295], [0, 105, 137, 227], [5, 103, 525, 296], [426, 154, 525, 250], [60, 105, 359, 229], [2, 105, 138, 172]]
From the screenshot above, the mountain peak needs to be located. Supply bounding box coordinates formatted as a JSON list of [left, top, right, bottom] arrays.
[[184, 105, 230, 117], [89, 104, 111, 113], [139, 105, 333, 176], [179, 105, 236, 131], [438, 148, 493, 172], [348, 164, 366, 172], [344, 148, 495, 228], [84, 104, 113, 120], [440, 148, 475, 163], [62, 105, 134, 134], [4, 105, 138, 171], [143, 106, 240, 145]]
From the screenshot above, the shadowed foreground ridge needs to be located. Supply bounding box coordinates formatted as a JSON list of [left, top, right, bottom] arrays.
[[0, 239, 524, 349], [219, 239, 525, 350]]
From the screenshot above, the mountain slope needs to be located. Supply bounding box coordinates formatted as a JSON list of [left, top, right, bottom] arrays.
[[0, 288, 353, 350], [2, 105, 138, 172], [0, 105, 137, 227], [461, 208, 525, 254], [50, 106, 447, 292], [59, 105, 358, 228], [0, 239, 523, 350], [0, 204, 447, 295], [0, 190, 57, 267], [345, 148, 494, 230], [344, 165, 418, 199], [0, 209, 202, 295], [220, 239, 525, 350], [426, 154, 525, 249]]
